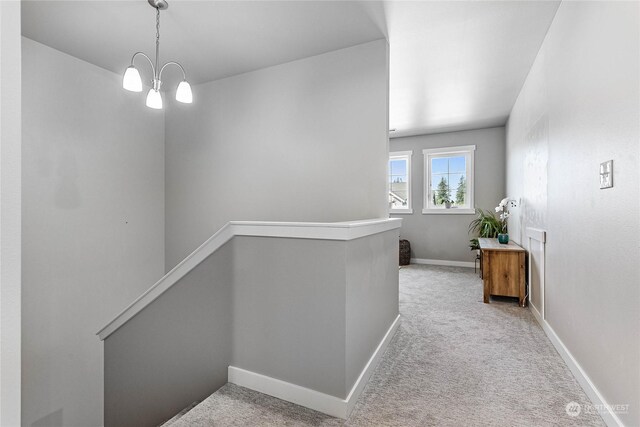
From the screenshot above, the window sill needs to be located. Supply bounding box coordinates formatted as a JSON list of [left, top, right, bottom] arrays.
[[422, 208, 475, 215], [390, 209, 413, 215]]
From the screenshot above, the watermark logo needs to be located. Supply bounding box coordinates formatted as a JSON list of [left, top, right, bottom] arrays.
[[566, 402, 581, 417], [565, 401, 629, 417]]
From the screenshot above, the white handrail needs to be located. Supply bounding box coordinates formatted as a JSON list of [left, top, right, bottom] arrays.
[[96, 218, 402, 340]]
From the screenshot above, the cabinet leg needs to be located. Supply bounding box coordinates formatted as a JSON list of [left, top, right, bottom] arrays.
[[519, 252, 526, 307], [482, 250, 490, 303]]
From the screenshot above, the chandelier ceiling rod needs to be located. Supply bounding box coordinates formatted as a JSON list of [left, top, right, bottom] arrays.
[[122, 0, 193, 109], [154, 6, 160, 79]]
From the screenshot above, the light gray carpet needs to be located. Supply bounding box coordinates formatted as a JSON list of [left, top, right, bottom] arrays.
[[169, 265, 605, 427]]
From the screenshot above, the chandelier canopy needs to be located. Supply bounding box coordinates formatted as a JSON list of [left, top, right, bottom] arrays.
[[122, 0, 192, 109]]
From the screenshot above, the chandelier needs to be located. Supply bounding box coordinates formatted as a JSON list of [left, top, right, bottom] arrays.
[[122, 0, 192, 109]]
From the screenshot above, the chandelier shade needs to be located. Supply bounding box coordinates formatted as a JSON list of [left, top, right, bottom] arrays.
[[122, 66, 143, 92], [176, 80, 193, 104], [122, 0, 192, 109], [145, 89, 163, 109]]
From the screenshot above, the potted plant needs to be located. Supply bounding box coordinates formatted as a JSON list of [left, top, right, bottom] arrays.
[[468, 209, 501, 251], [495, 198, 516, 244], [444, 199, 453, 209]]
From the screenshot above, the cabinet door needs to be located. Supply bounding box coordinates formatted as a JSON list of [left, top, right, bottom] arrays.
[[488, 251, 520, 297]]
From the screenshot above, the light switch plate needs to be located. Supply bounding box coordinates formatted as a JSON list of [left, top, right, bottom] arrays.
[[600, 160, 613, 189]]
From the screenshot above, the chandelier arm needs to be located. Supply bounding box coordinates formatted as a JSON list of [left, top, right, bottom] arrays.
[[130, 52, 157, 80], [159, 61, 188, 82]]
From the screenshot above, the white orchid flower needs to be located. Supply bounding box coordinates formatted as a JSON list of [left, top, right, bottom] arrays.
[[495, 206, 501, 212]]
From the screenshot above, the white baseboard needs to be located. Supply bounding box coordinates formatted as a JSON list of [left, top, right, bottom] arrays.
[[410, 258, 475, 268], [228, 314, 401, 419], [530, 308, 624, 427], [228, 366, 348, 418], [342, 314, 401, 417]]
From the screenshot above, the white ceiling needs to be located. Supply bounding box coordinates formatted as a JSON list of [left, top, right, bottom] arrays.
[[21, 0, 560, 137], [21, 1, 385, 84], [385, 1, 560, 136]]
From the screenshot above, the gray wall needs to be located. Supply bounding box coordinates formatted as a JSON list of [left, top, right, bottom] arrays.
[[105, 243, 234, 427], [390, 127, 505, 262], [231, 231, 399, 399], [0, 2, 22, 426], [22, 38, 166, 427], [104, 230, 399, 426], [232, 237, 347, 397], [505, 2, 639, 425], [165, 39, 389, 269], [345, 231, 399, 391]]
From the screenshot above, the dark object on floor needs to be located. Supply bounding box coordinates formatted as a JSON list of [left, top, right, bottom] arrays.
[[399, 240, 411, 266]]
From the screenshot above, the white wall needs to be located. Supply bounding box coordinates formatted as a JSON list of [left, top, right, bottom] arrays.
[[22, 38, 166, 427], [506, 2, 639, 425], [165, 39, 389, 268], [390, 127, 506, 263], [0, 2, 22, 426]]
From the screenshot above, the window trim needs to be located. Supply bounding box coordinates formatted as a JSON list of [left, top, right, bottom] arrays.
[[422, 145, 476, 215], [389, 150, 413, 214]]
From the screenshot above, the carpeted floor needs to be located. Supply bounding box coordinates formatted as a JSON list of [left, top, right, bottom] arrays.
[[170, 264, 605, 427]]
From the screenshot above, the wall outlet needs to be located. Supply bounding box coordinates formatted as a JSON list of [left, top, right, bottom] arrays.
[[599, 160, 613, 189]]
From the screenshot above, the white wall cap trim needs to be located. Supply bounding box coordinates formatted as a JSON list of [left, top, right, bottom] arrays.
[[228, 314, 400, 419], [526, 227, 546, 243], [422, 145, 476, 154], [97, 218, 401, 340], [230, 218, 401, 241]]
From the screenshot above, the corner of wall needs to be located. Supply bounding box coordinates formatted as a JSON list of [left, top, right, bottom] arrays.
[[0, 2, 22, 425]]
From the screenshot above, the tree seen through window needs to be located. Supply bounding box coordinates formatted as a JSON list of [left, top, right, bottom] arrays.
[[431, 156, 466, 206]]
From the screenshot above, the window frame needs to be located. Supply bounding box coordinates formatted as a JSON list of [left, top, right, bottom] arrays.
[[422, 145, 476, 215], [389, 150, 413, 214]]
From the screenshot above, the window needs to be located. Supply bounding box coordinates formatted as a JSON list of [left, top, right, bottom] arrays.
[[423, 145, 475, 214], [389, 151, 412, 214]]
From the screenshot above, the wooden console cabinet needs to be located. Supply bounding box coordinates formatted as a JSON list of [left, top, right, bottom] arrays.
[[479, 238, 526, 307]]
